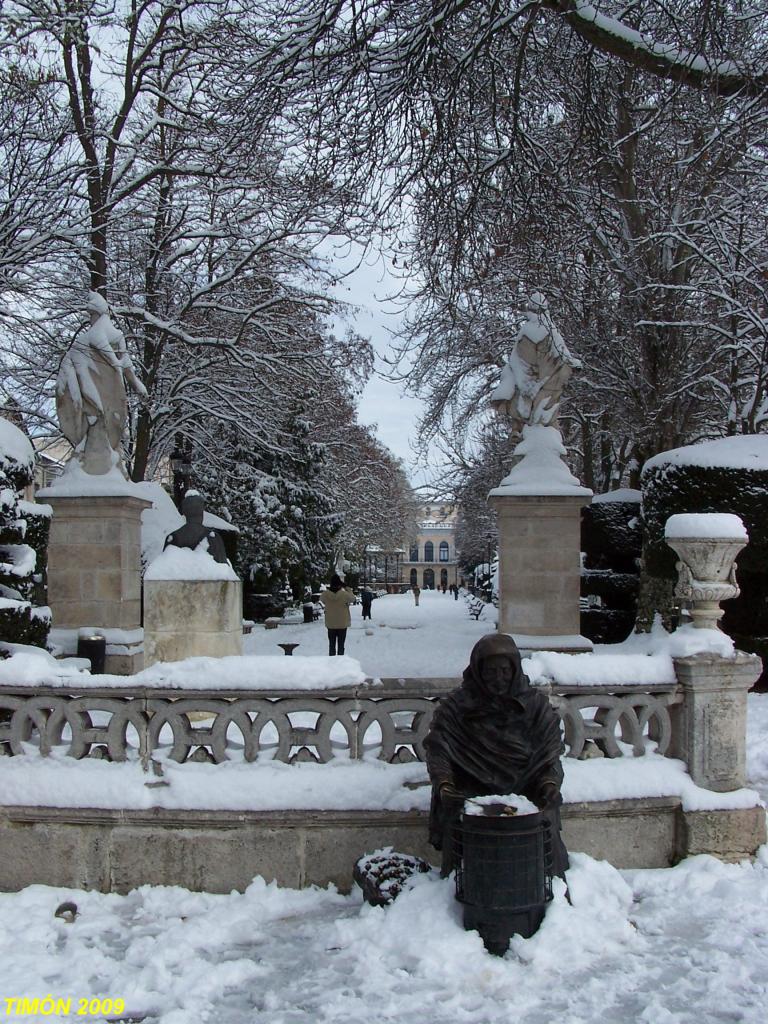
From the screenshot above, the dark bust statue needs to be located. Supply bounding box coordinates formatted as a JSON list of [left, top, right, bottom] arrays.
[[164, 491, 228, 564], [424, 632, 568, 878]]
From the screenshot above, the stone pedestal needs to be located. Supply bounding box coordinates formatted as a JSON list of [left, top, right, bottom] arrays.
[[45, 494, 150, 674], [489, 492, 592, 650], [671, 652, 761, 791], [144, 579, 243, 667]]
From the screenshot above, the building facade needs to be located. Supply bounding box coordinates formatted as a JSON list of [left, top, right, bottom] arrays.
[[401, 503, 461, 590]]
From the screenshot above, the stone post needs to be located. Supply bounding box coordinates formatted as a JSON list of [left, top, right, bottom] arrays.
[[44, 494, 151, 674], [489, 492, 592, 649], [671, 652, 761, 791], [144, 579, 243, 666]]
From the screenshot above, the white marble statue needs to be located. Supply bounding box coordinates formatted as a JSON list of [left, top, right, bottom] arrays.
[[490, 292, 580, 437], [56, 293, 147, 476]]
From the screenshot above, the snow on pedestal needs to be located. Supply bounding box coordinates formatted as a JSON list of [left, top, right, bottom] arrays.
[[490, 425, 592, 498], [488, 425, 592, 651], [144, 544, 242, 667]]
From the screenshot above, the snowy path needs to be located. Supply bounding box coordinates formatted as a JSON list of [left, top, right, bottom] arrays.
[[2, 848, 767, 1023], [243, 590, 497, 677]]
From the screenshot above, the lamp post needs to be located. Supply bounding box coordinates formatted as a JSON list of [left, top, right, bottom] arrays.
[[170, 433, 193, 510], [486, 532, 493, 602]]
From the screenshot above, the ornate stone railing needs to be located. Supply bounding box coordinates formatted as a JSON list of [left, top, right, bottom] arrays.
[[0, 677, 683, 767]]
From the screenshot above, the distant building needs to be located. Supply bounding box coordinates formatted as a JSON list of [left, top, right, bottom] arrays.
[[401, 503, 460, 590]]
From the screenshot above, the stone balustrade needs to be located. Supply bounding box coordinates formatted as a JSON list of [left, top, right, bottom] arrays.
[[2, 658, 755, 791]]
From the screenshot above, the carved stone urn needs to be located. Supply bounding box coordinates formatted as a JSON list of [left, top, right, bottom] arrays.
[[665, 513, 748, 631]]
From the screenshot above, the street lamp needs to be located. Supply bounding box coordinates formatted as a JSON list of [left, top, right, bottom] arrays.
[[170, 433, 193, 510], [486, 532, 493, 602]]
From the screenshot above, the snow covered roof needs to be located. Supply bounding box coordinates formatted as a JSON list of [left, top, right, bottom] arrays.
[[643, 435, 768, 475]]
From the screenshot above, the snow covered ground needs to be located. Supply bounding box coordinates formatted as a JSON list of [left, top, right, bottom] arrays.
[[0, 592, 767, 1023], [1, 844, 767, 1023], [244, 587, 499, 677]]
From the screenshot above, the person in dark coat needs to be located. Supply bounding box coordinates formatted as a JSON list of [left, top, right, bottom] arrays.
[[360, 586, 374, 620], [424, 633, 568, 879]]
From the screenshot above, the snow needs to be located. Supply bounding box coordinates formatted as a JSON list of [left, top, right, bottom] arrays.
[[570, 1, 745, 77], [598, 617, 737, 660], [0, 845, 767, 1022], [465, 793, 539, 816], [643, 433, 768, 474], [0, 731, 758, 815], [665, 512, 748, 541], [0, 416, 34, 474], [592, 488, 641, 504], [18, 498, 52, 518], [0, 595, 761, 814], [0, 651, 366, 690], [0, 593, 740, 686], [37, 460, 145, 499], [1, 542, 36, 576], [527, 650, 676, 686], [489, 424, 593, 497], [144, 544, 239, 581], [0, 755, 427, 813]]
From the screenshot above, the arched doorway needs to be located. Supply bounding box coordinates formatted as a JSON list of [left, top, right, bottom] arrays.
[[423, 568, 435, 589], [440, 568, 448, 588]]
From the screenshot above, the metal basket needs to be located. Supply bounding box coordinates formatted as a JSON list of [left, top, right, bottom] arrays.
[[454, 810, 554, 953]]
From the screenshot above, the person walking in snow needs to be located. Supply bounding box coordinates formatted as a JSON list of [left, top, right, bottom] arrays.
[[412, 584, 421, 607], [320, 574, 355, 656], [360, 585, 374, 620]]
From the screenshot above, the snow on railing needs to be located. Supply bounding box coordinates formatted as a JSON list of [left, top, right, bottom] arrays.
[[0, 677, 681, 766]]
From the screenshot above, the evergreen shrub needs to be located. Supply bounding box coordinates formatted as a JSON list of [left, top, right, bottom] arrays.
[[0, 419, 50, 649], [580, 495, 641, 643]]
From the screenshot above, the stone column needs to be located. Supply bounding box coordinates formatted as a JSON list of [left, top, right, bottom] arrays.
[[144, 579, 243, 666], [45, 494, 151, 674], [489, 492, 592, 649], [671, 652, 761, 791]]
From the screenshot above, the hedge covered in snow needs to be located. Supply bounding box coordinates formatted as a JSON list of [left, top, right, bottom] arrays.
[[0, 418, 50, 651], [581, 489, 641, 643], [641, 435, 768, 672]]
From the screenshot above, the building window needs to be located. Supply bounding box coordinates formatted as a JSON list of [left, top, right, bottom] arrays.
[[409, 543, 419, 562], [424, 541, 434, 562], [439, 541, 449, 562]]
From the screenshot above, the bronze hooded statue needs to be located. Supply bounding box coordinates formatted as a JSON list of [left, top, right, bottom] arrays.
[[424, 633, 568, 878]]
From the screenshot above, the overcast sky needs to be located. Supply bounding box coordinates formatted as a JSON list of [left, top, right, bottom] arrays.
[[327, 243, 433, 488]]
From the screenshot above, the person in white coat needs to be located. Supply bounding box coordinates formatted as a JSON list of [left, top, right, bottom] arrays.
[[320, 574, 355, 655]]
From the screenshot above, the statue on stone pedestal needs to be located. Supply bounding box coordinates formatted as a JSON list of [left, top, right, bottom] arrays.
[[56, 292, 147, 476], [490, 292, 580, 438], [164, 491, 228, 564], [424, 633, 569, 878]]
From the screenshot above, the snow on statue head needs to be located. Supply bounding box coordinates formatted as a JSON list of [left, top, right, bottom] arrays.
[[490, 290, 580, 438], [56, 292, 147, 476]]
